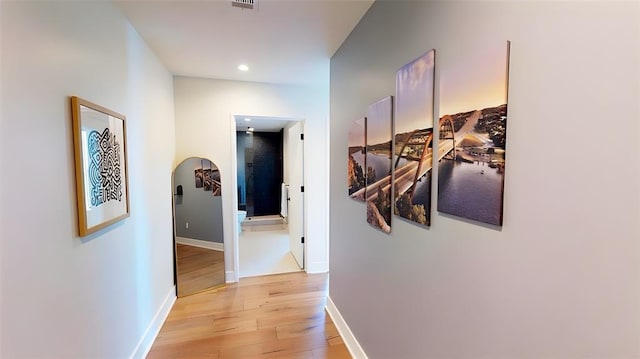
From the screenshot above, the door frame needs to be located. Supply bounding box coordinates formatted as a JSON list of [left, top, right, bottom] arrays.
[[229, 114, 306, 281]]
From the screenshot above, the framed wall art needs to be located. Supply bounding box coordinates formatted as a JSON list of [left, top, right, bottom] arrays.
[[71, 96, 130, 236]]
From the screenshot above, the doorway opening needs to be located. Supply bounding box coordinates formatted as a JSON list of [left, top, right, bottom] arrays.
[[234, 115, 305, 278], [237, 130, 282, 217]]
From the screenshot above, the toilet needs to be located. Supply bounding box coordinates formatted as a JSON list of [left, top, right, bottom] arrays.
[[236, 210, 247, 234]]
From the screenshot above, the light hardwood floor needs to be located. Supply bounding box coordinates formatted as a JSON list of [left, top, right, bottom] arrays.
[[176, 244, 225, 297], [148, 272, 351, 359]]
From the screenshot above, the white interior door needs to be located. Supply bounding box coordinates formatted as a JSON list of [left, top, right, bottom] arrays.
[[287, 122, 304, 268]]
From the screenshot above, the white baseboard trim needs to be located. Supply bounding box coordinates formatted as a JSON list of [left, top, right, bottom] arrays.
[[306, 261, 329, 274], [225, 271, 236, 283], [326, 296, 368, 359], [130, 285, 176, 359], [176, 236, 224, 251]]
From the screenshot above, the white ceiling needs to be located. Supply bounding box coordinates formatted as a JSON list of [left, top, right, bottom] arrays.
[[235, 115, 294, 132], [114, 0, 373, 86]]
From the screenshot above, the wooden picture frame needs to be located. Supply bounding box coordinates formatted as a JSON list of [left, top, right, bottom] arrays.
[[71, 96, 130, 236]]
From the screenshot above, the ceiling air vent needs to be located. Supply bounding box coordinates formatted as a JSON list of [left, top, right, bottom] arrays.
[[232, 0, 254, 10]]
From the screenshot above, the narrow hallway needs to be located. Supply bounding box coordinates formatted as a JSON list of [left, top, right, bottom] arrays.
[[147, 272, 350, 359]]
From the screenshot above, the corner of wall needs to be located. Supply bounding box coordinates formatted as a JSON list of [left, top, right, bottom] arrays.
[[225, 271, 237, 283], [129, 286, 176, 359], [306, 261, 329, 274], [326, 296, 368, 359]]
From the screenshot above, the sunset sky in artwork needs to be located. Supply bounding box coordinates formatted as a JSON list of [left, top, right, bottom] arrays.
[[439, 41, 509, 117], [347, 117, 366, 147], [395, 50, 435, 135], [366, 96, 392, 145]]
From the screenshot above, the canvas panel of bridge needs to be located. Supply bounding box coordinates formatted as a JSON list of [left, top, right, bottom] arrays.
[[350, 117, 456, 202], [395, 118, 457, 199]]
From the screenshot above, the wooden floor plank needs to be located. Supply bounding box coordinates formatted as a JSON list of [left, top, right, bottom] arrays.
[[245, 290, 326, 310], [211, 317, 258, 336], [312, 345, 352, 359], [251, 349, 315, 359], [257, 302, 327, 329], [152, 328, 278, 352], [176, 244, 225, 297], [217, 332, 329, 359], [148, 272, 350, 359], [275, 320, 330, 340]]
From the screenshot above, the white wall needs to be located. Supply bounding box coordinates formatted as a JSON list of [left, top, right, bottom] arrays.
[[0, 2, 176, 358], [330, 1, 640, 358], [174, 77, 329, 278]]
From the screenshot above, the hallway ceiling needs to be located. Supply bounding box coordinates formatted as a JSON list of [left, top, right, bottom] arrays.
[[236, 116, 294, 132], [114, 0, 373, 86]]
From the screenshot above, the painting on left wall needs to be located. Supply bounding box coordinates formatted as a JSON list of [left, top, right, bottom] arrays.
[[71, 96, 130, 236]]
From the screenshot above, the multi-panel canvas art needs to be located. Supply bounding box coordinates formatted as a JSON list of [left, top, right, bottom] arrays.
[[348, 117, 367, 201], [195, 159, 221, 196], [202, 159, 212, 191], [366, 96, 393, 233], [194, 164, 203, 188], [344, 43, 511, 230], [393, 50, 436, 227], [211, 166, 221, 196], [437, 41, 510, 226]]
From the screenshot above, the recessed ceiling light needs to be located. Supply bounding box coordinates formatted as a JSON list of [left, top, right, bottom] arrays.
[[248, 127, 255, 132], [244, 118, 251, 122], [238, 64, 249, 72]]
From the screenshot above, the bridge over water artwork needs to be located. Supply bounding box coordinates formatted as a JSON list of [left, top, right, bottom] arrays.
[[364, 96, 393, 233], [436, 41, 510, 226], [393, 49, 436, 228], [347, 117, 367, 201], [346, 41, 510, 231]]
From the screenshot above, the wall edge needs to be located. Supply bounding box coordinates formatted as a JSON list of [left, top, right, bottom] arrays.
[[306, 261, 329, 274], [130, 285, 176, 359], [326, 296, 368, 359]]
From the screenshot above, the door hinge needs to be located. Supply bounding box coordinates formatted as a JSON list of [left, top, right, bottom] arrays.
[[300, 133, 304, 140], [301, 236, 305, 244], [300, 186, 304, 192]]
